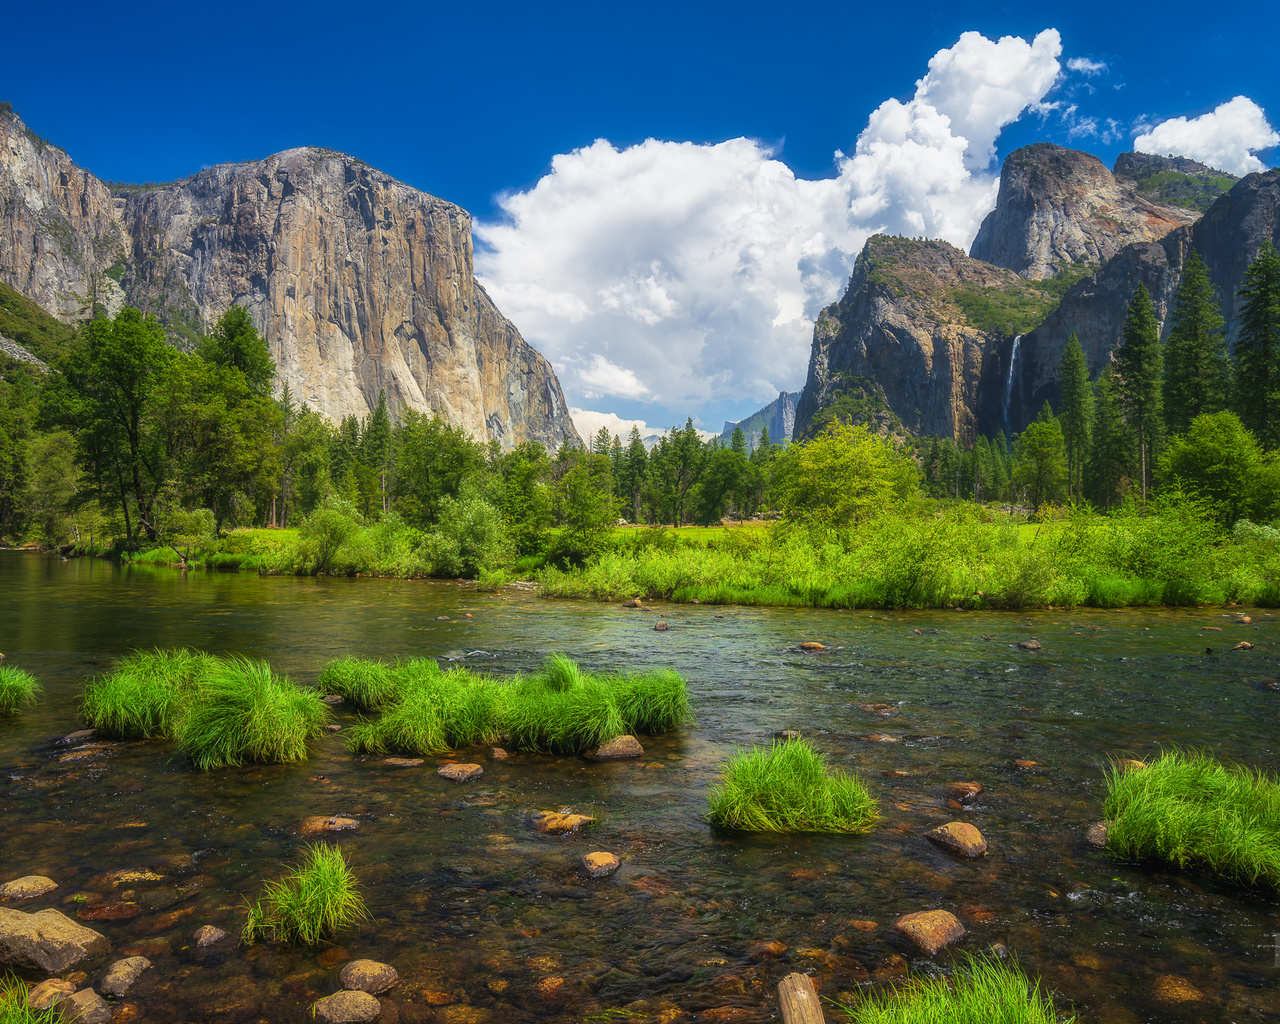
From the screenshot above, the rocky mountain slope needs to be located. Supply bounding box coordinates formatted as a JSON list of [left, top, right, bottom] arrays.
[[719, 390, 801, 447], [0, 109, 579, 449]]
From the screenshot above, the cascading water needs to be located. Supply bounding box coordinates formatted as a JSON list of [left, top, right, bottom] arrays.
[[1002, 334, 1022, 436]]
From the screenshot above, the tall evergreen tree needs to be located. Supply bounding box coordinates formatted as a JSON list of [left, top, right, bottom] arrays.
[[620, 426, 647, 522], [1234, 240, 1280, 448], [1086, 365, 1135, 508], [1058, 333, 1091, 502], [1113, 283, 1163, 500], [1163, 249, 1229, 435]]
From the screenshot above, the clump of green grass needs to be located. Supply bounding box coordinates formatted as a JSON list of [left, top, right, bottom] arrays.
[[707, 738, 879, 833], [242, 843, 368, 946], [318, 656, 401, 711], [345, 667, 508, 755], [505, 675, 626, 754], [609, 669, 694, 734], [176, 657, 329, 770], [0, 972, 64, 1023], [0, 666, 41, 717], [80, 648, 216, 738], [1104, 749, 1280, 890], [843, 954, 1073, 1023]]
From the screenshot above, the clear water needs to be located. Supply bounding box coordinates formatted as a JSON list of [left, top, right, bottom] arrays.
[[1, 551, 1278, 1023]]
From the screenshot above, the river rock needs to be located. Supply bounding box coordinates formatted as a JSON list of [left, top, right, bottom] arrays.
[[64, 988, 113, 1024], [340, 959, 399, 994], [746, 940, 788, 960], [313, 989, 382, 1023], [193, 925, 227, 947], [799, 642, 825, 651], [1016, 639, 1042, 650], [581, 852, 620, 877], [0, 876, 58, 900], [863, 734, 899, 743], [1236, 615, 1253, 624], [531, 811, 595, 834], [299, 816, 360, 835], [1113, 758, 1147, 773], [623, 599, 643, 608], [892, 910, 965, 955], [100, 956, 151, 997], [1233, 641, 1255, 651], [57, 729, 97, 746], [26, 978, 75, 1010], [381, 758, 424, 767], [489, 748, 508, 760], [585, 735, 643, 760], [437, 763, 483, 782], [1086, 821, 1109, 848], [653, 620, 670, 631], [0, 907, 110, 972], [948, 782, 983, 805], [1153, 974, 1204, 1003], [925, 822, 988, 857]]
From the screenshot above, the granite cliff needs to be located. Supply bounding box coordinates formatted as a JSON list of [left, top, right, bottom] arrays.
[[720, 390, 801, 447], [0, 109, 579, 449]]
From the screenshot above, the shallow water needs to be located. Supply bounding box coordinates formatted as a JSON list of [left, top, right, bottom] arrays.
[[1, 550, 1278, 1023]]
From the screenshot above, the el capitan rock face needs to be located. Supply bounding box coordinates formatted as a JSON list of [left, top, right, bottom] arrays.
[[0, 110, 579, 449]]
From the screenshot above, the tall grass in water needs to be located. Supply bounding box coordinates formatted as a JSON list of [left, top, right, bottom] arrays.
[[609, 669, 694, 734], [318, 656, 401, 711], [1104, 750, 1280, 890], [0, 972, 63, 1023], [177, 657, 328, 770], [345, 667, 507, 755], [844, 954, 1073, 1023], [80, 648, 215, 738], [0, 666, 41, 717], [707, 738, 879, 833], [242, 844, 368, 946]]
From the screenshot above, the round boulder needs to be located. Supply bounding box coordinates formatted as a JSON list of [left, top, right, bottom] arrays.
[[581, 852, 620, 878], [437, 763, 484, 783], [0, 876, 58, 901], [313, 989, 382, 1023], [925, 822, 988, 857], [585, 735, 644, 760], [340, 959, 399, 995], [64, 989, 113, 1024], [653, 620, 670, 631], [1086, 821, 1109, 848], [892, 910, 966, 956]]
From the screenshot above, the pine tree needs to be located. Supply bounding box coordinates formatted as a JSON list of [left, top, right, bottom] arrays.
[[1113, 283, 1163, 500], [1059, 333, 1091, 502], [1086, 365, 1135, 508], [1234, 240, 1280, 448], [729, 424, 747, 456], [1163, 249, 1229, 435]]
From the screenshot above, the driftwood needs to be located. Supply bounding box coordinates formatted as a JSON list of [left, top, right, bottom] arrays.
[[777, 972, 825, 1024]]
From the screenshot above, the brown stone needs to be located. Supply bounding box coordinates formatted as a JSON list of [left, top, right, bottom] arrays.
[[653, 620, 670, 631], [957, 903, 996, 924], [341, 959, 399, 995], [1016, 639, 1042, 650], [77, 903, 142, 922], [585, 735, 644, 760], [581, 852, 620, 878], [849, 920, 878, 932], [533, 976, 566, 999], [0, 907, 110, 972], [531, 810, 595, 834], [925, 822, 988, 857], [799, 642, 825, 651], [299, 816, 360, 835], [100, 956, 152, 998], [382, 758, 424, 767], [1236, 615, 1253, 624], [422, 990, 455, 1006], [437, 763, 483, 783], [438, 1006, 491, 1024], [26, 978, 75, 1011], [104, 869, 164, 888], [1113, 759, 1147, 773], [948, 782, 983, 804], [489, 748, 508, 760], [0, 876, 57, 900], [313, 989, 382, 1023], [63, 989, 112, 1024], [863, 734, 900, 743], [1086, 821, 1109, 848], [318, 947, 351, 968], [1233, 641, 1255, 651], [1152, 975, 1204, 1004], [193, 924, 227, 947], [700, 1008, 756, 1022], [892, 910, 966, 955], [1013, 759, 1038, 768], [623, 599, 643, 608], [746, 939, 787, 960]]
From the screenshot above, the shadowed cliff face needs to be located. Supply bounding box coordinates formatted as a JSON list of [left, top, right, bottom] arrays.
[[0, 113, 580, 449]]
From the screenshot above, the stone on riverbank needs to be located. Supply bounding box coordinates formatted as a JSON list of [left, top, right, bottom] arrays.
[[0, 876, 58, 900], [0, 907, 109, 972], [1086, 821, 1109, 848], [892, 910, 965, 956], [100, 956, 151, 997], [313, 989, 382, 1023], [581, 852, 620, 878], [585, 735, 643, 760], [437, 763, 483, 783], [925, 822, 988, 857], [340, 959, 399, 994]]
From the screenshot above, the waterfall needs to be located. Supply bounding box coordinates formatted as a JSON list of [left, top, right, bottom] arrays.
[[1003, 334, 1022, 436]]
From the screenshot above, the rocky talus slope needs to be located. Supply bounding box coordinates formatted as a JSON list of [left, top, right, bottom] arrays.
[[0, 110, 579, 448]]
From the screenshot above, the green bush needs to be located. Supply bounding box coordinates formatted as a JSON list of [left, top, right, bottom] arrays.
[[242, 844, 368, 946], [80, 648, 215, 738], [0, 666, 41, 717], [707, 738, 879, 833]]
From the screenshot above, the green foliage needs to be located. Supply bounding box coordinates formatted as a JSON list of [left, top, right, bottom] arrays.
[[0, 972, 64, 1023], [1105, 750, 1280, 891], [80, 648, 215, 738], [1012, 405, 1066, 509], [1058, 333, 1091, 502], [1164, 250, 1230, 433], [1234, 240, 1280, 448], [1113, 283, 1163, 499], [0, 666, 41, 717], [0, 281, 77, 364], [318, 656, 401, 712], [196, 306, 275, 398], [177, 657, 328, 770], [550, 451, 619, 565], [610, 669, 694, 734], [242, 844, 368, 946], [949, 280, 1062, 336], [504, 674, 626, 755], [1159, 411, 1265, 526], [296, 497, 363, 574], [1130, 168, 1237, 212], [706, 738, 879, 833], [420, 494, 512, 577], [843, 954, 1073, 1024]]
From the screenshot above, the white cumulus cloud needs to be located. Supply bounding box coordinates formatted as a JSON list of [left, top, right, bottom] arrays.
[[476, 29, 1063, 421], [1066, 57, 1107, 75], [1134, 96, 1279, 176]]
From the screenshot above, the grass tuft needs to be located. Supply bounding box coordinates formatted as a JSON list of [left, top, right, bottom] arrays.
[[707, 738, 879, 833], [0, 972, 64, 1023], [1104, 749, 1280, 890], [505, 676, 625, 754], [80, 648, 215, 738], [242, 843, 368, 946], [843, 954, 1073, 1023], [0, 666, 41, 717], [317, 656, 401, 711], [177, 657, 328, 770], [609, 669, 695, 734]]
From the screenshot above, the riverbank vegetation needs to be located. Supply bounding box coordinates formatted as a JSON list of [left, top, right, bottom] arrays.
[[1104, 750, 1280, 891], [843, 955, 1073, 1024], [0, 666, 40, 717], [0, 972, 61, 1023], [707, 738, 879, 833], [242, 844, 368, 946]]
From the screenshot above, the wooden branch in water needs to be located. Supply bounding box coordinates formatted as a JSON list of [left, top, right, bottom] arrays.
[[778, 972, 825, 1024]]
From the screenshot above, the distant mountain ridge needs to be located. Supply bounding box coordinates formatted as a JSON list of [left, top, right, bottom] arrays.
[[719, 391, 802, 447]]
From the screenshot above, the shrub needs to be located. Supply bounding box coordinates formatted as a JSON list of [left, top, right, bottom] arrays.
[[242, 844, 368, 946], [80, 648, 215, 738], [707, 738, 879, 833], [843, 954, 1073, 1023], [1104, 750, 1280, 891], [0, 666, 41, 717], [177, 657, 328, 770]]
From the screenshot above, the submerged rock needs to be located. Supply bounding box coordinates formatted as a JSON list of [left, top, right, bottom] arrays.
[[892, 910, 965, 956], [925, 822, 988, 857], [299, 816, 360, 835], [437, 763, 483, 783], [100, 956, 151, 998], [1152, 974, 1204, 1004], [948, 782, 983, 805], [585, 736, 644, 760], [581, 852, 620, 878], [381, 758, 424, 768], [1086, 821, 1110, 848], [0, 876, 58, 900], [193, 925, 227, 947], [313, 989, 382, 1023], [489, 748, 508, 760], [0, 907, 110, 972], [1016, 639, 1042, 651], [340, 959, 399, 994], [531, 810, 595, 834]]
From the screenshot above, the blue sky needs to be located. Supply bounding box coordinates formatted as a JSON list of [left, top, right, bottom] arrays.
[[4, 0, 1278, 437]]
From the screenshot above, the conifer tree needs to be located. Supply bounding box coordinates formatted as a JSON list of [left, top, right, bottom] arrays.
[[1113, 283, 1163, 500], [1058, 333, 1091, 502], [1234, 240, 1280, 448], [1163, 249, 1229, 434], [1086, 365, 1135, 508]]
